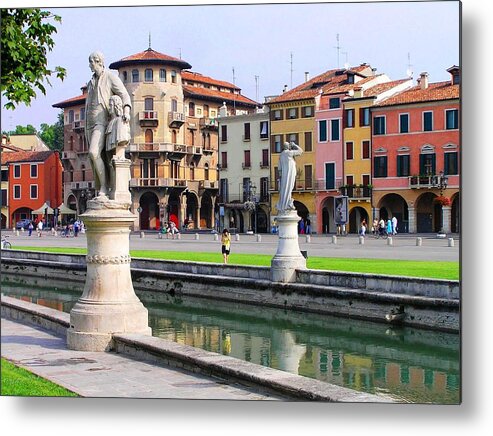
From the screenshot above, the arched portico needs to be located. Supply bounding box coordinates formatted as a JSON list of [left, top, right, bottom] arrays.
[[139, 191, 160, 230], [376, 193, 409, 233]]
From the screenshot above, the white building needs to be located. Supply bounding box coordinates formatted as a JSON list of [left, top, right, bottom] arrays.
[[217, 104, 271, 233]]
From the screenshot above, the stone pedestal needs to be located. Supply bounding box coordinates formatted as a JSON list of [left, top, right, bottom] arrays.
[[271, 210, 307, 282], [111, 156, 131, 204], [67, 198, 151, 351]]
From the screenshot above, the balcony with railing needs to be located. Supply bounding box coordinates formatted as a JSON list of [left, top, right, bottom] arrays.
[[409, 174, 449, 189], [72, 120, 85, 132], [129, 142, 173, 153], [269, 178, 343, 192], [70, 181, 93, 190], [129, 178, 187, 188], [339, 185, 372, 200], [199, 117, 218, 130], [139, 110, 159, 127], [259, 160, 269, 169], [62, 150, 77, 161], [199, 180, 218, 190], [168, 111, 185, 128]]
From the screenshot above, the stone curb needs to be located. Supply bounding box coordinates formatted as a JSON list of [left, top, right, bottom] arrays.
[[1, 296, 394, 403]]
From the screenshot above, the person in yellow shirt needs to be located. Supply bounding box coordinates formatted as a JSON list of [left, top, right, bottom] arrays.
[[221, 229, 231, 264]]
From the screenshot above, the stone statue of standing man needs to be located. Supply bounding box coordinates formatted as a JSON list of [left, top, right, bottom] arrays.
[[85, 51, 131, 199], [276, 141, 303, 213]]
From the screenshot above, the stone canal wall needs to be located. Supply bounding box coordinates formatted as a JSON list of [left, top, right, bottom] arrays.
[[0, 250, 459, 332], [0, 295, 392, 402]]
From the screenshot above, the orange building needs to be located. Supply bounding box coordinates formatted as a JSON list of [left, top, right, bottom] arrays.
[[2, 150, 63, 227]]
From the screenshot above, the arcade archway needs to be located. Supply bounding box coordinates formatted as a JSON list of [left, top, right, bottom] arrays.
[[377, 193, 409, 233], [349, 207, 369, 234], [415, 192, 439, 233], [139, 191, 159, 230]]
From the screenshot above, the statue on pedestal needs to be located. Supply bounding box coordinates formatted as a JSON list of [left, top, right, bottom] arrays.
[[85, 51, 131, 199], [276, 142, 303, 214]]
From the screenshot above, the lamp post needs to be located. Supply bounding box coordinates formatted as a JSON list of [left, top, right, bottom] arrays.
[[251, 183, 257, 234], [437, 171, 449, 235]]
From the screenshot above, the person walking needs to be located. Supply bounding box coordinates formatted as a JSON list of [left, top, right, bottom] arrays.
[[37, 220, 43, 237], [305, 216, 311, 234], [221, 229, 231, 264], [378, 217, 385, 236], [74, 220, 80, 237], [386, 218, 393, 235], [392, 216, 398, 235], [28, 221, 33, 237], [360, 218, 367, 237]]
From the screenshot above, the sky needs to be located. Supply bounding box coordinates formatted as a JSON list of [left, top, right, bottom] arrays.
[[3, 2, 493, 435], [1, 0, 460, 131]]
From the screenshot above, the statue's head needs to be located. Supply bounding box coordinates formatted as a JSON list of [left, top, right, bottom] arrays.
[[89, 51, 105, 76], [282, 142, 290, 150], [109, 95, 123, 116]]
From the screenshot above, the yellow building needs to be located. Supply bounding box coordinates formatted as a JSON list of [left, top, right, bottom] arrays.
[[267, 98, 317, 227], [342, 80, 412, 233]]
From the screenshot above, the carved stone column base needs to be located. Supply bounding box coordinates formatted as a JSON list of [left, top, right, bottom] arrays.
[[67, 199, 151, 351], [271, 210, 306, 283]]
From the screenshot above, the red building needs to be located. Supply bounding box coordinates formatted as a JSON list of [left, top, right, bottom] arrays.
[[371, 66, 460, 233], [2, 150, 63, 227]]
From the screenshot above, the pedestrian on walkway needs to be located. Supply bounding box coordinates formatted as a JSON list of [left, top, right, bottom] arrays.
[[170, 221, 179, 239], [387, 218, 393, 235], [28, 221, 33, 237], [221, 228, 231, 264], [392, 216, 398, 235], [37, 220, 43, 237], [305, 216, 311, 234], [360, 219, 367, 237]]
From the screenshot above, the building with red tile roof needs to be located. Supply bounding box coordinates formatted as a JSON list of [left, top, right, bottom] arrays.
[[1, 149, 62, 229], [53, 47, 258, 230], [370, 67, 460, 233]]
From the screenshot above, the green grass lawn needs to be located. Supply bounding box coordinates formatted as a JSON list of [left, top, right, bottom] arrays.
[[13, 246, 459, 280], [1, 358, 78, 397]]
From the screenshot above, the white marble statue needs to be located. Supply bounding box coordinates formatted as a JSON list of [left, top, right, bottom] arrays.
[[85, 51, 131, 198], [276, 142, 303, 213]]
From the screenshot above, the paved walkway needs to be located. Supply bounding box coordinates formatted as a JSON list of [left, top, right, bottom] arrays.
[[1, 317, 283, 400], [5, 230, 459, 261]]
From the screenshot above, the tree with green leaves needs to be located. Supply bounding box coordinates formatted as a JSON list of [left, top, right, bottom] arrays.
[[1, 8, 66, 110], [39, 112, 64, 151]]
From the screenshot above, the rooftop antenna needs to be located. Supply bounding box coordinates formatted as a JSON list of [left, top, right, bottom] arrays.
[[148, 32, 151, 49], [290, 52, 294, 89], [232, 67, 236, 112], [179, 48, 182, 59], [406, 52, 413, 78], [342, 51, 349, 69], [255, 75, 259, 103], [334, 33, 342, 68]]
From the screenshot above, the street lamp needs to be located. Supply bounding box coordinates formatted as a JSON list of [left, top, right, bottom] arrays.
[[438, 171, 448, 194], [251, 183, 257, 234]]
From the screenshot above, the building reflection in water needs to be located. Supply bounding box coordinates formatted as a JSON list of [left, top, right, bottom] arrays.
[[2, 277, 460, 404]]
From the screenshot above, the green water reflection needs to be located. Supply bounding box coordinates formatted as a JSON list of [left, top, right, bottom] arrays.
[[1, 274, 460, 404]]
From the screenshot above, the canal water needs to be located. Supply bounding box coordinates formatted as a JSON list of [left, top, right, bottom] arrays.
[[1, 273, 460, 404]]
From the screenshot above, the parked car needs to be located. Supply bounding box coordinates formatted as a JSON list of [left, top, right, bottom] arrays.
[[15, 219, 32, 230]]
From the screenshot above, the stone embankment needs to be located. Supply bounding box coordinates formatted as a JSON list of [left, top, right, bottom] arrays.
[[1, 250, 459, 331]]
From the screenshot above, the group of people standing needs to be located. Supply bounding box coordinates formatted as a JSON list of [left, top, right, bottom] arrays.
[[361, 216, 398, 236], [298, 217, 311, 235]]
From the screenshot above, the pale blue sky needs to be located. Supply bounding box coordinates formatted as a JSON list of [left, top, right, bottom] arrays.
[[2, 0, 460, 130]]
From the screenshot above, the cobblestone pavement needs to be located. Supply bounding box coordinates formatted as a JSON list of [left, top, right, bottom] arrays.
[[1, 318, 284, 400], [4, 230, 459, 261]]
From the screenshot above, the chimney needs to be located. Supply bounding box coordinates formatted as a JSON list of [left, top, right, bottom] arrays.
[[219, 102, 228, 117], [353, 86, 364, 98], [419, 72, 429, 90], [447, 65, 460, 85], [304, 72, 310, 82]]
